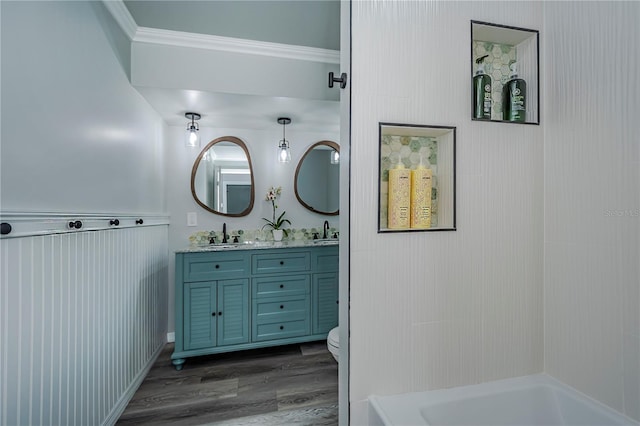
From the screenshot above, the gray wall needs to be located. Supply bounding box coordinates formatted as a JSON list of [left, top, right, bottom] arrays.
[[1, 1, 166, 214]]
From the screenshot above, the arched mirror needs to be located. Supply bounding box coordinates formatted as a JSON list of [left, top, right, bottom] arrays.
[[191, 136, 255, 217], [294, 140, 340, 215]]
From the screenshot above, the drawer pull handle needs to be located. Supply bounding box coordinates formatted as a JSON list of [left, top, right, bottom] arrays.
[[280, 325, 284, 330], [279, 284, 284, 288], [212, 312, 216, 316], [280, 261, 284, 265], [218, 311, 222, 316], [215, 264, 220, 269], [336, 300, 339, 304], [280, 305, 284, 309]]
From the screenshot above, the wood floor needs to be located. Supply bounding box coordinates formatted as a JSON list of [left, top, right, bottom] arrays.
[[117, 341, 338, 425]]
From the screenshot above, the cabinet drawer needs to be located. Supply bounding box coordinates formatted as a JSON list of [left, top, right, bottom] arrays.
[[183, 252, 249, 282], [254, 296, 309, 324], [253, 319, 309, 341], [253, 275, 310, 299], [313, 248, 339, 272], [252, 251, 311, 275]]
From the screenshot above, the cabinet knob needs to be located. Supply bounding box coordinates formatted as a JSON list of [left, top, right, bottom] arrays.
[[218, 311, 222, 316], [279, 284, 284, 288], [279, 261, 284, 265], [280, 305, 284, 309], [136, 219, 144, 225], [336, 300, 339, 304], [279, 325, 284, 330], [109, 219, 120, 226], [215, 264, 220, 269], [211, 312, 216, 316]]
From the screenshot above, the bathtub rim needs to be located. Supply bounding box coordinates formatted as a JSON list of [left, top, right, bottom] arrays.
[[368, 373, 639, 426]]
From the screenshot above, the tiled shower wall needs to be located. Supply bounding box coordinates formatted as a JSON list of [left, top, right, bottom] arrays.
[[0, 226, 169, 425], [350, 2, 544, 423], [543, 2, 640, 422]]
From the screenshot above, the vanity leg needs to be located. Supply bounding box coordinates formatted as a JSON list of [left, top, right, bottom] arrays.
[[172, 358, 185, 371]]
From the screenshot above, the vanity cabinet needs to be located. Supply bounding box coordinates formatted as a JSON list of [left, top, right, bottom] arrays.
[[173, 245, 338, 370], [184, 279, 249, 350]]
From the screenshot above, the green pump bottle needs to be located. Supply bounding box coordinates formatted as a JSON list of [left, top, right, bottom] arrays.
[[473, 54, 492, 119], [502, 61, 527, 122]]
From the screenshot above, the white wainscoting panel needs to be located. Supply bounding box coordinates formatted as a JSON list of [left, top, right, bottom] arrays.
[[0, 224, 168, 426]]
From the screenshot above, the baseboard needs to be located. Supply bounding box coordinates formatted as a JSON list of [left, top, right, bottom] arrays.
[[167, 332, 175, 343], [102, 340, 165, 426]]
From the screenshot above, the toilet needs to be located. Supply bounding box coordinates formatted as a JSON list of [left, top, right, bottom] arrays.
[[327, 326, 339, 362]]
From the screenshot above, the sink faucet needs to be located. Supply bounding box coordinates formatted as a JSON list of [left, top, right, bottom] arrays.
[[222, 223, 228, 243], [323, 220, 330, 239]]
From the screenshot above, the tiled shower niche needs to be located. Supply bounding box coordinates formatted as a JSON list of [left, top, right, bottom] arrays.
[[471, 21, 540, 125], [378, 123, 456, 233]]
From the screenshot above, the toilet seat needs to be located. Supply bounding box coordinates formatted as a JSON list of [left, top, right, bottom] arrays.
[[328, 327, 339, 348], [327, 327, 339, 362]]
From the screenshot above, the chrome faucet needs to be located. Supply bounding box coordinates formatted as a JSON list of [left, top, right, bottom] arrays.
[[222, 223, 228, 243], [323, 220, 330, 239]]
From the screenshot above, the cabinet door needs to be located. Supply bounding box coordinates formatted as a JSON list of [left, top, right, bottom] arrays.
[[217, 279, 250, 346], [184, 281, 217, 350], [312, 272, 339, 335]]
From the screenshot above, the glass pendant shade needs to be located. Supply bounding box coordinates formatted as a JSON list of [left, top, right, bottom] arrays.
[[185, 112, 201, 148], [278, 140, 291, 163], [277, 117, 292, 163]]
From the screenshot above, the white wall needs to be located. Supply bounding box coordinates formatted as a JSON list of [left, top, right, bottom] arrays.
[[543, 2, 640, 421], [1, 1, 166, 214], [165, 124, 340, 332], [350, 2, 544, 423]]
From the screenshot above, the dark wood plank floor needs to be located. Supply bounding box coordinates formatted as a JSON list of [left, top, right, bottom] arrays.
[[117, 341, 338, 425]]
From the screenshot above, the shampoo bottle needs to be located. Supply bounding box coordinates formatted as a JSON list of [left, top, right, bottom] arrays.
[[387, 155, 411, 229], [502, 61, 526, 122], [410, 155, 432, 229], [473, 54, 492, 119]]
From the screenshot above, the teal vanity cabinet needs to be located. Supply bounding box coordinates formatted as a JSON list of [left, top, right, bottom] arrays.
[[312, 248, 339, 334], [172, 244, 338, 370]]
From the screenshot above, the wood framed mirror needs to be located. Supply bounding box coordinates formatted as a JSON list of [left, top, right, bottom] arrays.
[[294, 140, 339, 216], [191, 136, 255, 217]]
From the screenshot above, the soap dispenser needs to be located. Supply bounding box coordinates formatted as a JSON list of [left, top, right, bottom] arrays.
[[473, 54, 492, 119], [410, 153, 432, 229], [502, 61, 527, 122], [387, 153, 410, 230]]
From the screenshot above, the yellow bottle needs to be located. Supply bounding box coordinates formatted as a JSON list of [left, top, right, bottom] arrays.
[[410, 155, 432, 229], [387, 156, 411, 229]]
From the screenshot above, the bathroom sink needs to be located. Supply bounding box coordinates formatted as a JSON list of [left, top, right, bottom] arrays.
[[311, 239, 338, 246]]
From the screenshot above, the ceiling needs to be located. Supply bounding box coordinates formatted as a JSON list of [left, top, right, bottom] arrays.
[[124, 1, 340, 50], [122, 1, 341, 131]]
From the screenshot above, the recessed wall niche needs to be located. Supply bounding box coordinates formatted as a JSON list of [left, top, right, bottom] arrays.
[[378, 123, 456, 233], [471, 20, 540, 125]]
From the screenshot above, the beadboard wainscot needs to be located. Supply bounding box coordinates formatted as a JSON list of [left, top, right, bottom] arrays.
[[0, 211, 170, 426]]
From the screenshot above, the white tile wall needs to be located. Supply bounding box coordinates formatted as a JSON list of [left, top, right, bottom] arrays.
[[350, 2, 545, 423], [543, 2, 640, 421]]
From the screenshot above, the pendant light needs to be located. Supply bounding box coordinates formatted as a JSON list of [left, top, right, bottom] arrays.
[[185, 112, 201, 148], [277, 117, 291, 163]]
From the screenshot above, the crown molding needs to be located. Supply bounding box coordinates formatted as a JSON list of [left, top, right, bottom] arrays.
[[102, 0, 137, 40], [102, 0, 339, 64], [133, 27, 340, 64]]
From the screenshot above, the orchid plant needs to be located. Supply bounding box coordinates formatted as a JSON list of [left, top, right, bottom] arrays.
[[262, 186, 291, 236]]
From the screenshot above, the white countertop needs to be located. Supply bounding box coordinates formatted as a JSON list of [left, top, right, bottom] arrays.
[[176, 239, 339, 253]]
